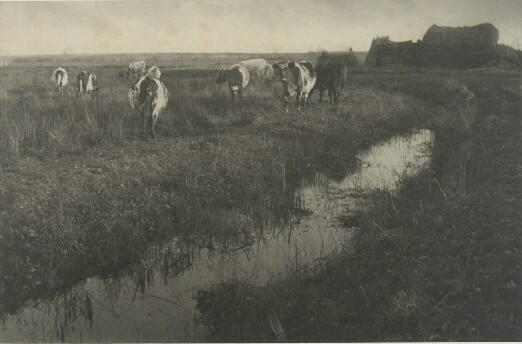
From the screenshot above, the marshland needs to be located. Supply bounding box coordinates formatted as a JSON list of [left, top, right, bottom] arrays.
[[1, 1, 521, 342]]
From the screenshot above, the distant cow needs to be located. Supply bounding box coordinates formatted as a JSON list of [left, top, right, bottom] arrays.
[[238, 58, 273, 83], [127, 61, 147, 79], [128, 69, 168, 139], [51, 67, 69, 95], [312, 62, 347, 104], [76, 71, 99, 97], [272, 61, 316, 112], [146, 65, 161, 79], [216, 64, 250, 99]]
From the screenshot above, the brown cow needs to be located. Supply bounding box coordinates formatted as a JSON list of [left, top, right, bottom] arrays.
[[312, 62, 347, 104]]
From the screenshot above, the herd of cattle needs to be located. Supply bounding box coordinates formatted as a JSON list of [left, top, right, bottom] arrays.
[[50, 58, 347, 138]]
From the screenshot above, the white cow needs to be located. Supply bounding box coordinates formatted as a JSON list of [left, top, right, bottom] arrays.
[[128, 67, 168, 139], [238, 58, 273, 83], [127, 61, 147, 79], [51, 67, 69, 95], [77, 71, 99, 97]]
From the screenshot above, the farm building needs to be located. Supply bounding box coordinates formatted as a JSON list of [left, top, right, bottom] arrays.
[[366, 23, 519, 69], [365, 37, 421, 67]]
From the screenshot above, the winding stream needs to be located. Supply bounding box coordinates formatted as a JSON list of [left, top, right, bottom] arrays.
[[0, 130, 432, 342]]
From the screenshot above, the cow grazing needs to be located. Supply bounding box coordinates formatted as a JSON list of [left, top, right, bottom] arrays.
[[238, 58, 273, 84], [146, 65, 161, 79], [313, 62, 347, 104], [51, 67, 69, 95], [128, 67, 168, 139], [216, 64, 250, 99], [272, 61, 316, 112], [127, 61, 147, 79], [76, 71, 99, 97]]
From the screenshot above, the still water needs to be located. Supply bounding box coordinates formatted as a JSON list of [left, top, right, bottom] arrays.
[[0, 130, 432, 342]]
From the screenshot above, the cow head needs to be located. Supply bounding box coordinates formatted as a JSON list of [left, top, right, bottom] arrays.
[[272, 62, 290, 82]]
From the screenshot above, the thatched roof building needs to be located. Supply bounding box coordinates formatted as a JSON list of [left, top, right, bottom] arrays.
[[365, 37, 420, 67], [365, 23, 521, 69], [422, 23, 499, 50]]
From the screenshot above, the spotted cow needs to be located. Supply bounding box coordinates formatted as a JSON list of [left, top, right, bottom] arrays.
[[77, 71, 99, 97], [272, 61, 316, 112], [128, 67, 168, 139], [216, 64, 250, 100]]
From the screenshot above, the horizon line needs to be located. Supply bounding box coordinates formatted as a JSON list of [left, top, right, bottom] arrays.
[[0, 50, 368, 58]]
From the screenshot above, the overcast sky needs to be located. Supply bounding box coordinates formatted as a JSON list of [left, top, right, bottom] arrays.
[[0, 0, 520, 55]]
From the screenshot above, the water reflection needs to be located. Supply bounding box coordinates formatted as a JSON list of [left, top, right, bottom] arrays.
[[0, 130, 432, 342]]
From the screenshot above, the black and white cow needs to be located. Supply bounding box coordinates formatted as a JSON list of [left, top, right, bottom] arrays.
[[76, 71, 99, 97], [128, 66, 168, 139], [272, 61, 316, 112], [216, 64, 250, 99], [51, 67, 69, 95]]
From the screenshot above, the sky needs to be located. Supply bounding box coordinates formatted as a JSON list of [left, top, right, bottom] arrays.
[[0, 0, 520, 55]]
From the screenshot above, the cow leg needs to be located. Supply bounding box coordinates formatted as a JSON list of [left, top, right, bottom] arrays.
[[301, 93, 306, 110], [151, 113, 158, 139], [228, 85, 234, 101], [296, 89, 302, 112], [319, 89, 324, 103], [141, 111, 147, 139]]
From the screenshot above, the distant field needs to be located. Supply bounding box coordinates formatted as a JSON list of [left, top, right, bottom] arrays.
[[0, 51, 368, 69]]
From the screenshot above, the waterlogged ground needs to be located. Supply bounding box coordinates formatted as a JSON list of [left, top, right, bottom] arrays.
[[0, 130, 432, 342]]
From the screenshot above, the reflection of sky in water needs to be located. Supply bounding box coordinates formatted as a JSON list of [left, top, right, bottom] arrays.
[[0, 130, 432, 342]]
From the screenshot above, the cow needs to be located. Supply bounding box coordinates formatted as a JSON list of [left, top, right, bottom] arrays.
[[312, 62, 347, 104], [272, 61, 316, 112], [128, 67, 168, 139], [127, 61, 147, 79], [76, 71, 99, 97], [146, 65, 161, 79], [238, 58, 273, 84], [51, 67, 69, 95], [216, 64, 250, 100]]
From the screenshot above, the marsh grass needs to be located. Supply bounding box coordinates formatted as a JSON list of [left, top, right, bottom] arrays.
[[195, 74, 521, 341], [0, 66, 474, 323]]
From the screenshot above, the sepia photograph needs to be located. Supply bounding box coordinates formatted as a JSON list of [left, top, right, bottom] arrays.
[[0, 0, 520, 342]]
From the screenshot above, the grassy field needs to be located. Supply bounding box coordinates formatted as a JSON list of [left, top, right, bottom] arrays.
[[0, 53, 519, 341]]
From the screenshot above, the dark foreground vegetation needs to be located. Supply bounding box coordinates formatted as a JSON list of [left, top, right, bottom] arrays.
[[196, 72, 521, 341], [0, 59, 519, 342]]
